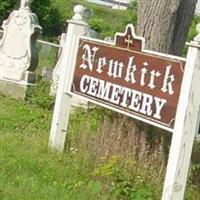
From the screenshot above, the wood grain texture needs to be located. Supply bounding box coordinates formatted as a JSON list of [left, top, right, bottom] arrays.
[[137, 0, 197, 55]]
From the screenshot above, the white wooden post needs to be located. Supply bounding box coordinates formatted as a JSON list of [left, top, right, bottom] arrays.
[[49, 5, 88, 151], [162, 28, 200, 200]]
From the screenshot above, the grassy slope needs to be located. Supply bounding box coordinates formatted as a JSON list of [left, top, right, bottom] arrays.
[[0, 94, 200, 200], [0, 95, 104, 200]]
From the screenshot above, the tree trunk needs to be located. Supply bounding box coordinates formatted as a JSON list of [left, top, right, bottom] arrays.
[[137, 0, 197, 55]]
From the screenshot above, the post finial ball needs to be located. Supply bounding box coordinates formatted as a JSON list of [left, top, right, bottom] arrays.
[[73, 5, 85, 21]]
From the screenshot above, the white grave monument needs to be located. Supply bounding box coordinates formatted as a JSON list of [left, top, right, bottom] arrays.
[[50, 33, 66, 96], [0, 0, 42, 99], [50, 6, 97, 107]]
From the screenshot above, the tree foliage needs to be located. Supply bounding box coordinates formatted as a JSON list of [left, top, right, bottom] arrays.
[[0, 0, 62, 37], [0, 0, 18, 23], [31, 0, 62, 37]]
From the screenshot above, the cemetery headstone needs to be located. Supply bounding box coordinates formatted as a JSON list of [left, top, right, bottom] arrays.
[[0, 0, 42, 100], [50, 33, 66, 96], [50, 7, 97, 107]]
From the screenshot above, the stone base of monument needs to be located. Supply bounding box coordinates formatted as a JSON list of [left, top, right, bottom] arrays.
[[0, 78, 34, 100], [0, 70, 36, 100], [1, 70, 35, 83]]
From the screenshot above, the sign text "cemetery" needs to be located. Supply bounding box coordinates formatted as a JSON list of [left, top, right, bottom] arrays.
[[71, 25, 185, 131]]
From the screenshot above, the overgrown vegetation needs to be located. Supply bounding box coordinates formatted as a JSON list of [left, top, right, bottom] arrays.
[[1, 95, 200, 199]]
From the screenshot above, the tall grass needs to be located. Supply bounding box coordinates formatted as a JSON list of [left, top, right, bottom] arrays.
[[66, 108, 169, 199]]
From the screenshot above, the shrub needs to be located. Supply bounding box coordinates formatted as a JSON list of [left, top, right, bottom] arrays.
[[26, 75, 55, 110]]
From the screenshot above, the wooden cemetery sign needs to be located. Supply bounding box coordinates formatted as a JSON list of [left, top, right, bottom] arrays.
[[50, 9, 200, 200], [71, 25, 185, 132]]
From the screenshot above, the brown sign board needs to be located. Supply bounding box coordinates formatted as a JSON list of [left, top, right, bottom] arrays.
[[71, 24, 185, 132]]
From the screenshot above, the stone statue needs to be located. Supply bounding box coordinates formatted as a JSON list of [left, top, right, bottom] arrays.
[[20, 0, 33, 10], [194, 23, 200, 44], [50, 33, 66, 96], [0, 0, 42, 82]]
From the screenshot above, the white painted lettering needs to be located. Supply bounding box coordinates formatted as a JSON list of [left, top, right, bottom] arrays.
[[120, 88, 132, 107], [80, 44, 99, 71], [107, 60, 124, 78], [96, 79, 111, 101], [140, 62, 148, 86], [79, 75, 169, 121], [153, 97, 167, 119], [129, 90, 142, 112], [148, 70, 161, 89], [109, 84, 121, 104], [80, 75, 89, 93], [97, 57, 106, 73], [125, 56, 137, 83], [140, 93, 153, 116], [161, 65, 175, 95], [87, 76, 98, 96]]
